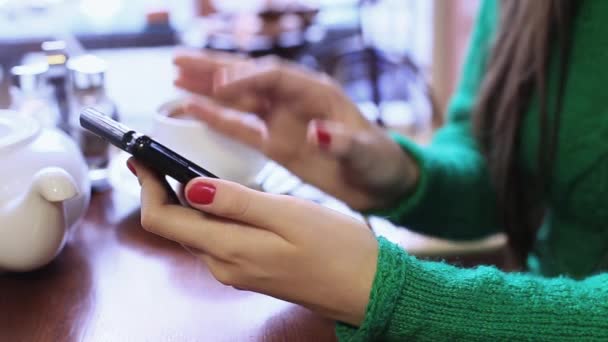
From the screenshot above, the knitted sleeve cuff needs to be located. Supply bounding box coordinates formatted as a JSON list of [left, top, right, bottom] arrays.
[[361, 132, 431, 222], [335, 237, 409, 341]]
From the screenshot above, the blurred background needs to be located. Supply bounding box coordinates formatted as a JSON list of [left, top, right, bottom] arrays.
[[0, 0, 489, 217], [1, 0, 510, 271], [0, 0, 484, 233], [0, 0, 479, 134]]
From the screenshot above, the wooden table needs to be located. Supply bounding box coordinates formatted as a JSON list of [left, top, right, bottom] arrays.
[[0, 188, 513, 342], [0, 190, 338, 342]]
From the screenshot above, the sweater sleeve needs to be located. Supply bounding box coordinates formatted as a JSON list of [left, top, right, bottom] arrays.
[[336, 237, 608, 341], [369, 0, 501, 240]]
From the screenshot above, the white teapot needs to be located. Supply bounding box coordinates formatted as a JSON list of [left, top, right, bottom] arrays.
[[0, 110, 90, 272]]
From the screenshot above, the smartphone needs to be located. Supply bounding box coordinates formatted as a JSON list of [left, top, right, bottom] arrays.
[[80, 107, 218, 184]]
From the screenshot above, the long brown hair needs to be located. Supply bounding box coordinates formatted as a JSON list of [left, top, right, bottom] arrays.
[[474, 0, 579, 263]]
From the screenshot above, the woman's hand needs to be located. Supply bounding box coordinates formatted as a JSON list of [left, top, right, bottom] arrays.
[[129, 159, 379, 326], [174, 51, 419, 211]]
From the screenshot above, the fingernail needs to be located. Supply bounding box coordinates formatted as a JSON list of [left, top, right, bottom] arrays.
[[127, 161, 137, 176], [187, 182, 216, 205], [316, 124, 331, 148]]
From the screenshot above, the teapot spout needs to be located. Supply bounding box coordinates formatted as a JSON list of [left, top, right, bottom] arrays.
[[34, 167, 79, 203]]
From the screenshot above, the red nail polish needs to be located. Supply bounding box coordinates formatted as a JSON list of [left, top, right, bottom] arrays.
[[187, 182, 216, 205], [316, 126, 331, 147], [127, 161, 137, 175]]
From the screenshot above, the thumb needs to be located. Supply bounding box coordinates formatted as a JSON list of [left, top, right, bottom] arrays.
[[184, 96, 267, 150], [307, 120, 378, 173], [184, 177, 286, 231]]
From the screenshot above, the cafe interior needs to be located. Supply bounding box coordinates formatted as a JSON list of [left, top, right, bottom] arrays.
[[0, 1, 510, 340]]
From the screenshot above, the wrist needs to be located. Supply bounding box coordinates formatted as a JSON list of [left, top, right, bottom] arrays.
[[335, 237, 410, 340], [353, 136, 420, 212], [383, 145, 420, 206], [332, 236, 379, 326]]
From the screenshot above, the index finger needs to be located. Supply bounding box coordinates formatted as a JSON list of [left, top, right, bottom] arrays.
[[173, 50, 245, 75], [174, 51, 248, 96], [130, 159, 278, 261]]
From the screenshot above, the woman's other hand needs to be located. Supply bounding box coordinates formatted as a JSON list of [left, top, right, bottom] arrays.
[[129, 158, 378, 326], [174, 51, 418, 211]]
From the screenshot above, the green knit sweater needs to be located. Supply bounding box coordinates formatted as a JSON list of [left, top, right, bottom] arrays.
[[337, 0, 608, 340]]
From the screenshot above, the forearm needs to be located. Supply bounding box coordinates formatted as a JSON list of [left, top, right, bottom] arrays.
[[337, 238, 608, 341]]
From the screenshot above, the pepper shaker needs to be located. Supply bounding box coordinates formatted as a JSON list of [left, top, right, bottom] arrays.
[[42, 40, 71, 133]]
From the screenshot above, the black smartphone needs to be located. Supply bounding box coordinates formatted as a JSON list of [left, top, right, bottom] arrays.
[[80, 107, 218, 184]]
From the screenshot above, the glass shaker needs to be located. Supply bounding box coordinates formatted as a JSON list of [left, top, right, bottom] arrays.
[[67, 54, 119, 192], [42, 40, 71, 133], [10, 62, 60, 128]]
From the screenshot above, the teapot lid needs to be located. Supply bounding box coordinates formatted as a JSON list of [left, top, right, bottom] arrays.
[[0, 110, 40, 152]]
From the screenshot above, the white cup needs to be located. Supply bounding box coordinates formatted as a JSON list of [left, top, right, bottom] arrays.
[[153, 99, 267, 187]]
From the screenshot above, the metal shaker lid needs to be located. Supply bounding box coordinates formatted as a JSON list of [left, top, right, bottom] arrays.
[[42, 40, 67, 54], [42, 40, 68, 66], [10, 63, 49, 92], [67, 54, 107, 91]]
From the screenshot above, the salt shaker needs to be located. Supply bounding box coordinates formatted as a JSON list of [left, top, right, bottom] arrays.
[[67, 54, 119, 191], [9, 63, 60, 128]]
